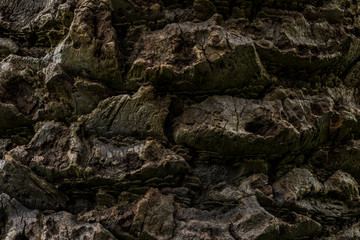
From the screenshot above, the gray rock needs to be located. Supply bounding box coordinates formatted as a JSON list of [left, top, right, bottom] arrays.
[[319, 140, 360, 181], [41, 211, 117, 240], [87, 138, 191, 190], [0, 54, 46, 81], [229, 196, 283, 239], [205, 173, 273, 203], [250, 2, 360, 82], [0, 55, 47, 121], [0, 193, 40, 240], [0, 0, 48, 31], [295, 198, 353, 219], [72, 77, 111, 115], [1, 0, 360, 238], [43, 63, 111, 116], [173, 207, 235, 240]]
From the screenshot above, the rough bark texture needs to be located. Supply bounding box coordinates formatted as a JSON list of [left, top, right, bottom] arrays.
[[1, 0, 360, 239]]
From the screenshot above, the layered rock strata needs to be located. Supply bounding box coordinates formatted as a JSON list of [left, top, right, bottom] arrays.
[[1, 0, 360, 239]]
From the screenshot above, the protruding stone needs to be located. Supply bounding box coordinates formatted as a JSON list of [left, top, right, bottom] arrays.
[[0, 38, 19, 58], [0, 103, 33, 132], [324, 170, 360, 202], [127, 15, 270, 92], [272, 168, 323, 205], [53, 0, 122, 89], [0, 156, 68, 210], [131, 188, 176, 239], [85, 86, 170, 140]]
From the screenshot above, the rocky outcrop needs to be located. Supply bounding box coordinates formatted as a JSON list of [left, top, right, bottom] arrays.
[[85, 86, 170, 140], [127, 16, 270, 92], [272, 168, 323, 205], [53, 0, 122, 89], [2, 0, 360, 239], [0, 193, 116, 240], [173, 88, 360, 158]]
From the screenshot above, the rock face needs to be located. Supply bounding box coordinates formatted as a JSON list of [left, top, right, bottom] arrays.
[[85, 86, 170, 140], [127, 17, 270, 92], [2, 0, 360, 239]]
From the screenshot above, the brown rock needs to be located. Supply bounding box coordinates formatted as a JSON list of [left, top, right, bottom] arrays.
[[127, 15, 270, 92], [85, 86, 170, 140], [324, 170, 360, 202], [131, 188, 176, 239], [272, 168, 323, 205], [53, 0, 122, 89]]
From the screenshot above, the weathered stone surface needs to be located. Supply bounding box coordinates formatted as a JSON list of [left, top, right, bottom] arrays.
[[174, 85, 360, 159], [86, 138, 191, 193], [131, 188, 176, 239], [0, 193, 116, 240], [25, 119, 190, 208], [0, 38, 18, 58], [40, 211, 117, 240], [0, 155, 67, 210], [41, 63, 111, 118], [0, 55, 47, 124], [2, 0, 360, 239], [325, 222, 360, 240], [246, 1, 360, 83], [0, 0, 75, 52], [0, 0, 50, 31], [27, 121, 84, 182], [85, 86, 170, 140], [173, 207, 235, 240], [127, 15, 270, 92], [229, 196, 283, 239], [72, 77, 111, 115], [324, 170, 360, 202], [53, 0, 122, 88], [0, 103, 33, 132], [315, 140, 360, 181], [272, 168, 323, 205], [173, 94, 328, 157], [0, 193, 41, 240], [77, 202, 138, 239]]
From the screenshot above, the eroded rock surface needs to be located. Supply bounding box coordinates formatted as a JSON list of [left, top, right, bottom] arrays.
[[2, 0, 360, 239]]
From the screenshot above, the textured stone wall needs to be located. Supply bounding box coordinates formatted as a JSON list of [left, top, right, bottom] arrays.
[[1, 0, 360, 239]]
